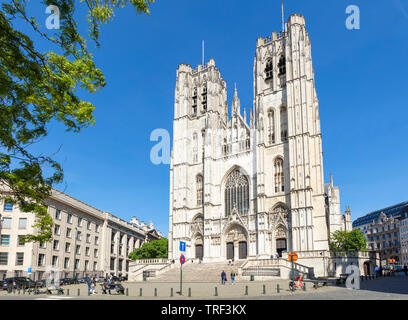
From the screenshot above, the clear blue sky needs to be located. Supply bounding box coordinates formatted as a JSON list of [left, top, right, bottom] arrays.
[[20, 0, 408, 236]]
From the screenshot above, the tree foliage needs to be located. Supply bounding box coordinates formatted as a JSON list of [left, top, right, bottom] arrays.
[[128, 238, 168, 260], [0, 0, 154, 243], [329, 229, 367, 252]]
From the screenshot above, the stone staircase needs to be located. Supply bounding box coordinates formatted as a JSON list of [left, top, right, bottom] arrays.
[[148, 261, 245, 283]]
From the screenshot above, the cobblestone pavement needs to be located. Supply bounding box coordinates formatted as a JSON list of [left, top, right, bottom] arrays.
[[0, 275, 407, 300]]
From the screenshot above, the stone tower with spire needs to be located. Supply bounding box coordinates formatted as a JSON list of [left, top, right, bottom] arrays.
[[169, 13, 344, 262]]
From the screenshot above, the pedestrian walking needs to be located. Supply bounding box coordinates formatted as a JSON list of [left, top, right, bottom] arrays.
[[221, 270, 226, 285], [230, 271, 235, 284]]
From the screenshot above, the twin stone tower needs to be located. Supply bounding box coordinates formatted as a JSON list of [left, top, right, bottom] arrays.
[[168, 14, 351, 263]]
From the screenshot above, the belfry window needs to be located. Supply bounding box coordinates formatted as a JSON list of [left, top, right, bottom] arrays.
[[265, 59, 273, 80], [225, 169, 249, 216], [192, 87, 197, 116], [196, 174, 203, 206], [268, 109, 275, 144], [274, 158, 285, 193], [192, 132, 198, 163], [278, 55, 286, 76], [202, 83, 207, 113]]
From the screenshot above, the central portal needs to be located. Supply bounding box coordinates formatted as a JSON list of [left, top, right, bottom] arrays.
[[226, 242, 234, 260], [225, 223, 248, 261]]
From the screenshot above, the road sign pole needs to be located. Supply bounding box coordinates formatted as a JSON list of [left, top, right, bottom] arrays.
[[180, 263, 183, 296]]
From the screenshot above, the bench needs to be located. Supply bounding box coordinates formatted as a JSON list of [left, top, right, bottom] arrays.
[[336, 274, 348, 286]]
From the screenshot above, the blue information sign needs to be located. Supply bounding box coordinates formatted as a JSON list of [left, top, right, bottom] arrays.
[[179, 241, 186, 252], [28, 268, 32, 274]]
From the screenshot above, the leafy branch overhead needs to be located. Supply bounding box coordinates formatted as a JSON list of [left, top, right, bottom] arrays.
[[0, 0, 154, 243], [329, 229, 367, 252], [129, 238, 168, 260]]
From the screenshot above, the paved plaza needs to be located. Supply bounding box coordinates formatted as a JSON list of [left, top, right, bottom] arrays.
[[0, 274, 407, 300]]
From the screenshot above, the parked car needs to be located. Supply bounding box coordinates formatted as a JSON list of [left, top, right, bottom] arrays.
[[35, 279, 46, 288], [2, 277, 36, 290]]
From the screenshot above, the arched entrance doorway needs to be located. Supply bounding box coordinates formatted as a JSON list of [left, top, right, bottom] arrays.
[[224, 224, 248, 260], [363, 261, 371, 276], [276, 238, 287, 257]]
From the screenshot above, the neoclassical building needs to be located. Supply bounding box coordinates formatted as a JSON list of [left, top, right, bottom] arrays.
[[168, 14, 351, 262]]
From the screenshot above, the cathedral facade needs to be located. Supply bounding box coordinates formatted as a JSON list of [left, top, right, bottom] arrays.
[[168, 14, 351, 262]]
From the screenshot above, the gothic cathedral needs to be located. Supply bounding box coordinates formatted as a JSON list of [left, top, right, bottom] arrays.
[[168, 14, 351, 262]]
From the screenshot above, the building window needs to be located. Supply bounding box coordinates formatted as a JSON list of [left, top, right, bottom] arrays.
[[74, 259, 79, 270], [224, 169, 249, 216], [3, 202, 13, 212], [52, 256, 58, 267], [16, 253, 24, 266], [192, 87, 197, 116], [278, 55, 286, 76], [87, 221, 91, 230], [1, 235, 10, 246], [85, 247, 90, 256], [67, 214, 72, 224], [2, 217, 11, 229], [76, 231, 82, 241], [55, 209, 61, 220], [268, 109, 275, 144], [64, 258, 69, 269], [196, 174, 203, 206], [66, 228, 72, 238], [280, 106, 288, 142], [110, 258, 115, 270], [18, 218, 27, 229], [265, 59, 273, 80], [75, 245, 80, 255], [94, 249, 98, 258], [65, 242, 71, 253], [0, 252, 8, 265], [17, 236, 25, 246], [86, 234, 91, 244], [38, 254, 45, 266], [93, 261, 97, 271], [39, 241, 46, 249], [111, 244, 114, 254], [54, 224, 60, 235], [77, 217, 82, 227], [274, 157, 285, 193], [95, 236, 99, 245], [53, 240, 59, 250], [202, 83, 207, 113], [95, 225, 100, 233], [84, 260, 89, 271]]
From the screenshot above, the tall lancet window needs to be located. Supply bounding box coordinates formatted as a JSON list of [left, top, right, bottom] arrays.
[[278, 55, 286, 76], [196, 174, 203, 206], [225, 169, 249, 216], [280, 106, 288, 142], [268, 109, 275, 144], [202, 83, 207, 113], [192, 87, 197, 116], [265, 59, 273, 80], [192, 132, 198, 163], [274, 158, 285, 193]]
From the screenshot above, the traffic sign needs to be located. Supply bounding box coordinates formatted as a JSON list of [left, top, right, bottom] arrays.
[[28, 268, 32, 274], [180, 254, 186, 265], [288, 252, 298, 262], [179, 241, 186, 252]]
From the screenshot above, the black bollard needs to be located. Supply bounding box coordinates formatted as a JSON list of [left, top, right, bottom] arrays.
[[154, 288, 157, 297], [263, 284, 266, 295], [303, 283, 306, 291], [78, 288, 80, 296], [215, 287, 218, 296], [126, 288, 128, 296], [171, 288, 173, 297], [277, 284, 280, 293], [245, 285, 248, 295], [140, 288, 142, 297], [67, 289, 70, 296], [188, 288, 191, 297]]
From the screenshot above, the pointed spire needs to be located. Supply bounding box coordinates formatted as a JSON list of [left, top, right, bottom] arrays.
[[243, 108, 247, 122], [232, 82, 240, 115], [330, 173, 333, 187], [234, 82, 238, 97]]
